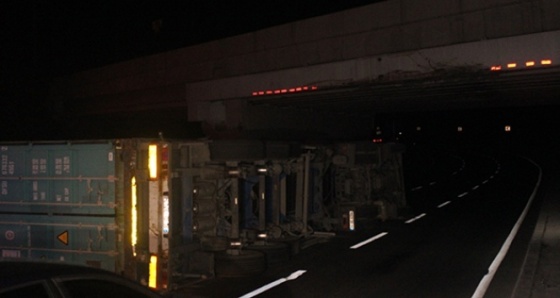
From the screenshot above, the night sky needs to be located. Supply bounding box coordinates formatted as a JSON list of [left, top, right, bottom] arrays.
[[2, 1, 385, 83]]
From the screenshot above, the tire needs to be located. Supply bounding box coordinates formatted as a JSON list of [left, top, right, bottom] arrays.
[[201, 236, 229, 252], [269, 235, 302, 256], [214, 250, 266, 277], [246, 242, 290, 268]]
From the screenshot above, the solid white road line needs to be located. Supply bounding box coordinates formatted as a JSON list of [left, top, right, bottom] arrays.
[[239, 270, 307, 298], [405, 213, 427, 224], [438, 201, 451, 208], [350, 232, 389, 249], [472, 159, 542, 298]]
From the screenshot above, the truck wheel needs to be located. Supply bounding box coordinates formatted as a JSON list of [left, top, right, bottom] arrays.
[[270, 235, 302, 256], [201, 236, 229, 252], [246, 242, 290, 268], [214, 250, 266, 277]]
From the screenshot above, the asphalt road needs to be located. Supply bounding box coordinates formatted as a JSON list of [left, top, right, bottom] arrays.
[[177, 146, 542, 298]]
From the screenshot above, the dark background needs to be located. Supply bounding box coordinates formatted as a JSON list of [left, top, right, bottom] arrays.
[[1, 1, 558, 150], [1, 1, 385, 82], [0, 1, 387, 141]]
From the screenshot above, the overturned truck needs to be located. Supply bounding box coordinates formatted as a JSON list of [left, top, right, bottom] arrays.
[[0, 139, 406, 291]]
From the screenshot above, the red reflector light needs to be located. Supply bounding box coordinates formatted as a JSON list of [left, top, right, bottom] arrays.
[[490, 65, 501, 71], [372, 138, 383, 143]]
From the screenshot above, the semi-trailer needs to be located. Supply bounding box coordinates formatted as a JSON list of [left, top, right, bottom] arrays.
[[0, 138, 406, 292]]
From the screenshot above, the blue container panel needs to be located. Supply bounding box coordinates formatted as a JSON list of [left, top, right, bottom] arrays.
[[0, 223, 28, 248], [17, 144, 114, 177], [28, 250, 117, 272], [0, 143, 117, 215], [1, 146, 24, 176], [0, 214, 118, 271], [1, 180, 115, 214]]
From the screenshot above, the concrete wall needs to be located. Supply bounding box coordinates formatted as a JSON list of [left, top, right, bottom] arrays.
[[51, 0, 560, 97], [49, 0, 560, 138]]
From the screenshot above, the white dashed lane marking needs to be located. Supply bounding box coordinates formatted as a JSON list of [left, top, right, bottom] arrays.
[[438, 201, 451, 208], [405, 213, 427, 224], [240, 270, 308, 298], [350, 232, 389, 249]]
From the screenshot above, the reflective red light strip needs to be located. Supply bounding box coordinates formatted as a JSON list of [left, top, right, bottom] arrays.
[[252, 85, 318, 96]]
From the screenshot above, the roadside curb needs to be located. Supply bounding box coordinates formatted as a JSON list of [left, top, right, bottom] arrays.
[[512, 169, 560, 298]]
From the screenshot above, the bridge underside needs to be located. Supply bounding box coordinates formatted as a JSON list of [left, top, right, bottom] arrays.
[[249, 67, 560, 113], [42, 0, 560, 143], [49, 66, 560, 143]]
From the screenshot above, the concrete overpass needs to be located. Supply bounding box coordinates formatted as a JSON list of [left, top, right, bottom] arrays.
[[49, 0, 560, 140]]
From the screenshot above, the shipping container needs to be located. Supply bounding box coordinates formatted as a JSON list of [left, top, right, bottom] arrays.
[[0, 139, 175, 290]]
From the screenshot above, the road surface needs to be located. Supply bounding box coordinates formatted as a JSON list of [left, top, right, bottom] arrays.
[[177, 147, 542, 298]]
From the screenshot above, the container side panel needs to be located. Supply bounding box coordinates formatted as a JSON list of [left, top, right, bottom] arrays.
[[0, 142, 120, 272], [1, 143, 117, 215], [0, 213, 118, 271]]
